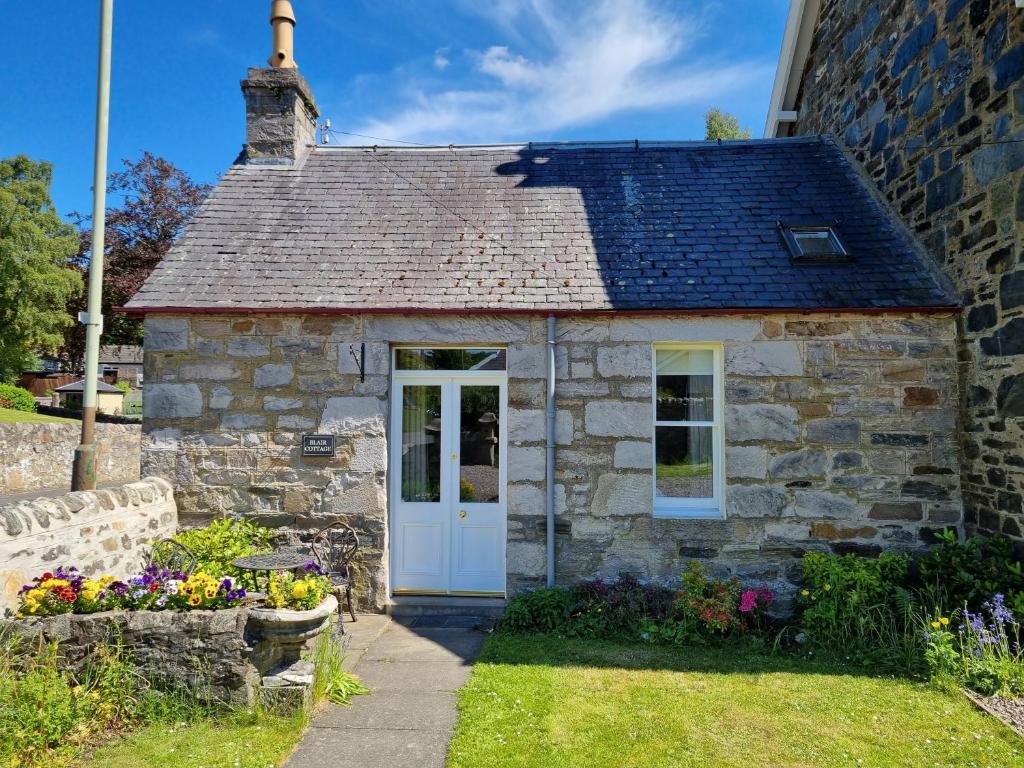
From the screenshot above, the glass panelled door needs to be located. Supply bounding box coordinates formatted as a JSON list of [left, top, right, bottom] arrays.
[[390, 351, 506, 596]]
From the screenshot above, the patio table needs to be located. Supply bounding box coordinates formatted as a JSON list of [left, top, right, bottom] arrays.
[[232, 551, 312, 592]]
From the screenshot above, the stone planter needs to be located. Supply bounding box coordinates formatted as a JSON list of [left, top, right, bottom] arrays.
[[246, 595, 338, 711]]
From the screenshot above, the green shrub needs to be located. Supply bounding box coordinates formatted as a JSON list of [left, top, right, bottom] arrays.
[[502, 587, 574, 634], [918, 529, 1024, 616], [172, 518, 274, 578], [311, 625, 369, 705], [0, 383, 36, 412], [797, 551, 922, 670]]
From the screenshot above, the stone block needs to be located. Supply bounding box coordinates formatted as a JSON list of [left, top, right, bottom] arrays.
[[507, 446, 546, 482], [209, 386, 234, 410], [591, 473, 652, 517], [768, 449, 827, 479], [790, 491, 858, 519], [263, 396, 302, 412], [596, 345, 651, 377], [868, 502, 923, 521], [726, 446, 767, 479], [180, 362, 239, 381], [806, 418, 860, 444], [363, 315, 530, 343], [614, 441, 652, 469], [508, 484, 544, 517], [144, 384, 202, 419], [609, 317, 759, 342], [725, 342, 802, 376], [810, 522, 877, 541], [254, 363, 294, 389], [145, 317, 189, 351], [508, 408, 545, 443], [726, 484, 788, 517], [227, 337, 270, 358], [507, 541, 546, 576], [585, 401, 651, 437], [725, 404, 799, 442], [319, 397, 385, 435]]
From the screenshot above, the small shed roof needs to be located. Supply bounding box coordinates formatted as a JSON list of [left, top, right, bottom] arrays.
[[54, 379, 124, 394]]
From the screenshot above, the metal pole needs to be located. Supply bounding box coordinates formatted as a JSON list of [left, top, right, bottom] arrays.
[[72, 0, 114, 491], [545, 315, 556, 587]]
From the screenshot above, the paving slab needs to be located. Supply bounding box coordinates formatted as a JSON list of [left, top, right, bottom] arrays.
[[286, 612, 486, 768]]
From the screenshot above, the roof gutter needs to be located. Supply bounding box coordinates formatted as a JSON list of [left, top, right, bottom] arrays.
[[763, 0, 821, 138], [117, 304, 961, 317]]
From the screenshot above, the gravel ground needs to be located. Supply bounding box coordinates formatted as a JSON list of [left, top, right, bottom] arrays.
[[966, 691, 1024, 738]]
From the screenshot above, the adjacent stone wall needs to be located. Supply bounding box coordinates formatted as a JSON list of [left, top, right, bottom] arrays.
[[143, 312, 960, 605], [787, 0, 1024, 543], [0, 478, 177, 614], [0, 422, 141, 494]]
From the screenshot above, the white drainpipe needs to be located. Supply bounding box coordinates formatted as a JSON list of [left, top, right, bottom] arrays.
[[545, 315, 557, 587]]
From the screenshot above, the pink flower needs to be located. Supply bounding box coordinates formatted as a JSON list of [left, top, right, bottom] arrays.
[[739, 589, 758, 613]]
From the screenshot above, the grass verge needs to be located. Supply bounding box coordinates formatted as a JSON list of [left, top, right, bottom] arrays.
[[0, 407, 76, 423], [448, 634, 1023, 768]]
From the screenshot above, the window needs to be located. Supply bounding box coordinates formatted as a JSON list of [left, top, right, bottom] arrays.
[[779, 224, 849, 263], [653, 345, 723, 518], [394, 347, 506, 371]]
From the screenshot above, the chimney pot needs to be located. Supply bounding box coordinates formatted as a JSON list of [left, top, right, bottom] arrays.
[[269, 0, 297, 69]]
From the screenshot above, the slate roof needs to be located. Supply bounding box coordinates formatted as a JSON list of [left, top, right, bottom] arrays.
[[127, 136, 957, 313], [55, 379, 124, 394]]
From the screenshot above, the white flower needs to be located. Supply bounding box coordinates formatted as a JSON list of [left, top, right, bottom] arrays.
[[164, 579, 180, 595]]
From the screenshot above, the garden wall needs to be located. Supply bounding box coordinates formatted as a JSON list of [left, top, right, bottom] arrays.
[[0, 422, 141, 493], [0, 477, 177, 615]]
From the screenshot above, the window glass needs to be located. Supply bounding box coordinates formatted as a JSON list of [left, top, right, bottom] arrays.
[[400, 385, 442, 502], [656, 375, 714, 421], [794, 230, 840, 256], [656, 348, 713, 375], [459, 386, 500, 503], [395, 348, 506, 371], [655, 425, 713, 499]]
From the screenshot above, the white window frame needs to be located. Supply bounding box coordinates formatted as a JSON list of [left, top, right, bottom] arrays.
[[651, 343, 725, 519]]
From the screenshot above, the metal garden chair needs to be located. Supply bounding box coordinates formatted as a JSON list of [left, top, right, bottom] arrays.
[[310, 520, 360, 624]]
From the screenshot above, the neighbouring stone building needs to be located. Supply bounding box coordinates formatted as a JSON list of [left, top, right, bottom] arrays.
[[126, 6, 963, 610], [766, 0, 1024, 544]]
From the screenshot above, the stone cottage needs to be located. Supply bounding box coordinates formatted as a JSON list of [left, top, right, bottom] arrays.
[[765, 0, 1023, 547], [126, 4, 963, 609]]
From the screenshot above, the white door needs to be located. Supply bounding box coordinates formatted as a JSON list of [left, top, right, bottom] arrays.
[[390, 363, 506, 596]]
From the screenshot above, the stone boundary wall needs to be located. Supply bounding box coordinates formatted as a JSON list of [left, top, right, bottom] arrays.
[[0, 422, 141, 493], [787, 0, 1023, 544], [0, 477, 177, 615], [143, 312, 961, 606]]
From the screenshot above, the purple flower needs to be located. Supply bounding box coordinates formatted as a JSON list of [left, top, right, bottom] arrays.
[[985, 593, 1014, 625]]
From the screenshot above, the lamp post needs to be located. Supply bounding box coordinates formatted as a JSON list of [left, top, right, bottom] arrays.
[[72, 0, 114, 491]]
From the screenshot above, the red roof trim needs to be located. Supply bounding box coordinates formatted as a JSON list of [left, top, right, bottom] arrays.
[[118, 304, 960, 317]]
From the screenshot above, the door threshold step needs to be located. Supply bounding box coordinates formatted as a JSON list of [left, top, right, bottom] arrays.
[[387, 595, 507, 618]]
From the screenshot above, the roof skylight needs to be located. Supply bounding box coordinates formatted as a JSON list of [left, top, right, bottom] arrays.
[[779, 224, 850, 263]]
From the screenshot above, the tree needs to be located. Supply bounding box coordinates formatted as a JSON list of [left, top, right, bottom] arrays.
[[0, 156, 82, 383], [704, 108, 752, 141], [63, 153, 211, 367]]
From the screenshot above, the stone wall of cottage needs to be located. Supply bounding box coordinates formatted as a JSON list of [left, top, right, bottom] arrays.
[[143, 312, 959, 607], [0, 477, 177, 615], [787, 0, 1024, 543], [0, 423, 141, 493]]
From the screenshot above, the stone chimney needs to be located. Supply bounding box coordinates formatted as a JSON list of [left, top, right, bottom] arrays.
[[241, 1, 319, 166]]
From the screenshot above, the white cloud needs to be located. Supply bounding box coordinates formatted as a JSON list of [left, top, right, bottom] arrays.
[[433, 48, 450, 70], [345, 0, 769, 145]]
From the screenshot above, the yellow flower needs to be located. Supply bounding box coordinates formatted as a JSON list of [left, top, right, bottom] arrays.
[[188, 594, 202, 606], [81, 590, 98, 602], [204, 587, 217, 599], [823, 584, 832, 592], [940, 617, 949, 626], [931, 621, 941, 629], [292, 582, 309, 600], [800, 590, 810, 597]]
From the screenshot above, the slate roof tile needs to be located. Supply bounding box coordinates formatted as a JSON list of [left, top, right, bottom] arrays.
[[127, 136, 957, 312]]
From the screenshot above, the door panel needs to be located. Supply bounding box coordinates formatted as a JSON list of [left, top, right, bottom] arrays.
[[450, 383, 505, 594], [392, 383, 448, 593]]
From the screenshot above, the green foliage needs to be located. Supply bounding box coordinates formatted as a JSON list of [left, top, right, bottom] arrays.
[[923, 596, 1024, 698], [502, 587, 574, 634], [796, 551, 924, 671], [171, 518, 273, 579], [113, 380, 131, 394], [918, 529, 1024, 615], [0, 156, 82, 383], [704, 108, 752, 140], [0, 383, 36, 412], [311, 626, 369, 706]]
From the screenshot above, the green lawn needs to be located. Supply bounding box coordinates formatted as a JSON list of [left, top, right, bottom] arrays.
[[83, 710, 305, 768], [448, 635, 1022, 768], [0, 407, 75, 423]]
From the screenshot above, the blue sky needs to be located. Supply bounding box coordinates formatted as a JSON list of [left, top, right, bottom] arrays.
[[4, 0, 788, 218]]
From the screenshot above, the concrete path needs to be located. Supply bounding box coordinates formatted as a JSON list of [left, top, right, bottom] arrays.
[[286, 614, 487, 768]]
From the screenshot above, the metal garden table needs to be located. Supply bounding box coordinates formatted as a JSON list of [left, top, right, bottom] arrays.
[[231, 551, 311, 592]]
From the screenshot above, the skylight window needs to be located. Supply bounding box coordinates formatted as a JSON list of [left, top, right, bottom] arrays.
[[779, 224, 849, 263]]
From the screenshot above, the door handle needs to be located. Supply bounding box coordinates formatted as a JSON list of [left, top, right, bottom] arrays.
[[451, 453, 458, 461], [459, 510, 468, 519]]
